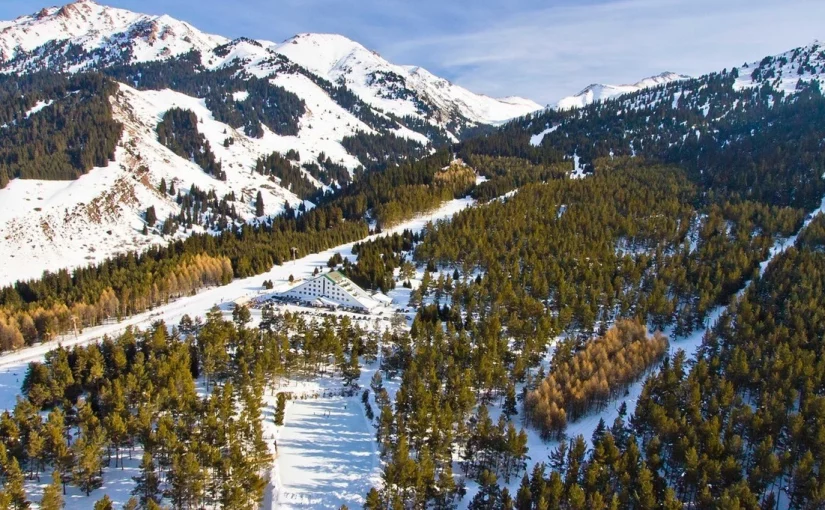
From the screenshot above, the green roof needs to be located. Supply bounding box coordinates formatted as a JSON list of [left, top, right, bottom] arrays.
[[323, 270, 346, 284]]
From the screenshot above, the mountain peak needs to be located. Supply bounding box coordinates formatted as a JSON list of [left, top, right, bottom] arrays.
[[0, 0, 227, 67], [556, 72, 690, 110], [273, 32, 381, 79], [0, 1, 540, 127]]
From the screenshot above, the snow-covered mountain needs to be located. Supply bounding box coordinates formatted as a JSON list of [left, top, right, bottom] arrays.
[[0, 1, 540, 126], [555, 72, 691, 110], [0, 0, 543, 286], [733, 40, 825, 93], [0, 0, 228, 70], [271, 33, 541, 126]]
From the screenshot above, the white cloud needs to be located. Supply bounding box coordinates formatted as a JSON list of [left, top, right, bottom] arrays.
[[383, 0, 825, 104]]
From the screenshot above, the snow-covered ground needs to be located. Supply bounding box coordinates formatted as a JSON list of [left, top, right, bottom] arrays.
[[0, 82, 310, 287], [274, 396, 379, 508], [267, 383, 380, 510], [529, 125, 558, 147]]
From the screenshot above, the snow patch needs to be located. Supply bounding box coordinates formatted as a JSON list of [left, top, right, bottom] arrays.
[[529, 125, 558, 146]]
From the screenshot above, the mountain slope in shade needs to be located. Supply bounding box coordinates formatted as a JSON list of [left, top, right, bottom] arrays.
[[555, 72, 691, 110]]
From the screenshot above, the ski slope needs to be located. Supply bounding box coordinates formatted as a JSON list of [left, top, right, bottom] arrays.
[[274, 396, 380, 509]]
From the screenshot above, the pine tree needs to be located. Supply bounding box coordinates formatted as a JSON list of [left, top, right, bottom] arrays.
[[5, 457, 29, 510], [132, 451, 161, 507], [364, 488, 382, 510], [39, 471, 63, 510], [635, 465, 657, 510], [515, 473, 532, 510], [145, 206, 157, 227], [159, 178, 167, 195], [93, 495, 114, 510], [435, 461, 457, 509], [0, 491, 12, 510], [167, 451, 204, 509], [503, 383, 518, 417], [591, 417, 607, 445], [469, 469, 502, 509], [232, 304, 252, 327], [256, 190, 265, 217], [26, 429, 45, 480], [274, 394, 286, 426], [72, 434, 104, 496]]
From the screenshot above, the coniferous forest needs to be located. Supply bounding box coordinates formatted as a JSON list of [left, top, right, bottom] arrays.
[[0, 73, 122, 189], [2, 35, 825, 510]]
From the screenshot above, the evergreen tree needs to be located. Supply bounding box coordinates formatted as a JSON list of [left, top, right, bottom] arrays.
[[132, 451, 161, 507], [256, 190, 265, 217], [145, 206, 157, 227], [93, 495, 114, 510], [364, 488, 382, 510], [167, 451, 204, 509], [72, 434, 104, 496], [39, 471, 63, 510], [5, 457, 29, 510]]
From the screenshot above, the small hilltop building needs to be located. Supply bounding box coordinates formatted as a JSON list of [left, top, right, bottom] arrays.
[[280, 271, 391, 311]]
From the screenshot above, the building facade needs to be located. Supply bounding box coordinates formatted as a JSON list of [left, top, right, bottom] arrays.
[[280, 271, 389, 311]]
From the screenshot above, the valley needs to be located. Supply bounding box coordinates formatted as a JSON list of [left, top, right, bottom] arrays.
[[0, 1, 824, 509]]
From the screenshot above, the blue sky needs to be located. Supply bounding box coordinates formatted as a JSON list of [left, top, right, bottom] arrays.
[[1, 0, 823, 104]]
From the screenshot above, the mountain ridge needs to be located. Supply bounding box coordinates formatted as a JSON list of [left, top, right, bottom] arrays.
[[555, 71, 691, 110], [0, 1, 541, 125]]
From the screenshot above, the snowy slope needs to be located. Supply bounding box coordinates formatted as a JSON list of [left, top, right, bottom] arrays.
[[0, 82, 310, 286], [0, 0, 544, 286], [733, 40, 825, 93], [272, 33, 542, 126], [555, 71, 690, 110], [0, 0, 227, 71]]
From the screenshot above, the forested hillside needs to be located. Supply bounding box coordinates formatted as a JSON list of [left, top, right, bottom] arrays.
[[0, 149, 472, 350], [0, 73, 121, 188], [353, 46, 825, 509], [1, 7, 825, 507]]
